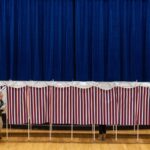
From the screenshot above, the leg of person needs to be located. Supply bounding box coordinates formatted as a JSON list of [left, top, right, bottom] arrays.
[[98, 125, 103, 140], [102, 125, 106, 134], [0, 116, 3, 139], [102, 125, 107, 141], [99, 125, 104, 134]]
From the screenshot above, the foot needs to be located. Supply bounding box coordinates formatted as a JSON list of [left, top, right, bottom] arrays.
[[98, 134, 101, 140], [98, 134, 102, 140], [102, 134, 106, 141]]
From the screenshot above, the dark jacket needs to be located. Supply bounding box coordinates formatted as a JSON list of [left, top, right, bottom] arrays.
[[0, 100, 4, 116]]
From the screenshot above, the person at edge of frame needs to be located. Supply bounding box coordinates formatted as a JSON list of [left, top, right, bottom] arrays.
[[0, 92, 6, 140], [98, 125, 107, 141]]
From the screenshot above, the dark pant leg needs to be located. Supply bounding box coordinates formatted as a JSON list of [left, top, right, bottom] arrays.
[[99, 125, 107, 134], [102, 125, 106, 134]]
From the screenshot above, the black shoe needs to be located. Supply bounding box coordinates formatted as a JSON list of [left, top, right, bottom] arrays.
[[102, 134, 106, 141], [98, 134, 102, 140], [101, 136, 105, 141]]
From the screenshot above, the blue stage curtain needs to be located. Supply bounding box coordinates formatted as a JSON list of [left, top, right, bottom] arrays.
[[0, 0, 150, 81]]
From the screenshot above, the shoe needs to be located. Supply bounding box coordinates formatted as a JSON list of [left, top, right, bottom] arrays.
[[102, 134, 106, 141], [98, 134, 102, 140]]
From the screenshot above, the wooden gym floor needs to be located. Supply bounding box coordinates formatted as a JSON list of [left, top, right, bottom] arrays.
[[0, 143, 150, 150], [0, 129, 150, 150]]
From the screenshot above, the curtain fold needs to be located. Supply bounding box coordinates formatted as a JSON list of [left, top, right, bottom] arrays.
[[29, 86, 48, 124], [7, 87, 28, 125], [0, 0, 150, 81], [117, 87, 139, 125]]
